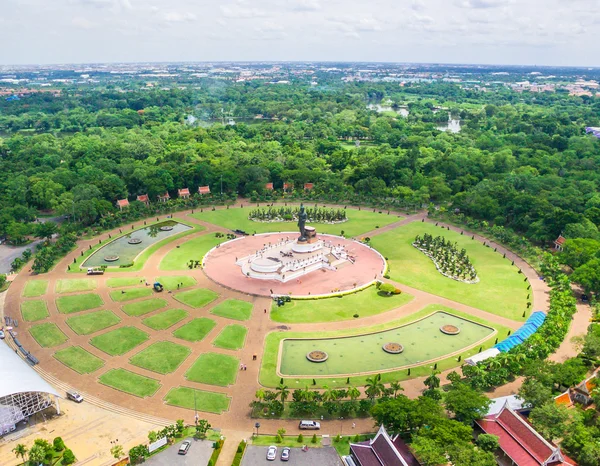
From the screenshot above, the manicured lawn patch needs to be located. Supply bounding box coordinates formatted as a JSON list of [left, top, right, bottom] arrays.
[[99, 368, 160, 398], [90, 326, 149, 356], [173, 318, 216, 342], [122, 298, 167, 317], [213, 324, 248, 350], [142, 309, 188, 331], [54, 346, 104, 374], [370, 222, 529, 320], [21, 300, 49, 322], [154, 276, 197, 291], [55, 279, 97, 294], [130, 341, 191, 374], [185, 352, 239, 386], [109, 287, 152, 302], [190, 206, 401, 238], [106, 277, 145, 288], [22, 280, 48, 297], [56, 293, 103, 314], [29, 323, 68, 348], [66, 310, 121, 335], [174, 288, 218, 308], [164, 387, 230, 414], [210, 299, 253, 321], [159, 234, 225, 271], [271, 286, 413, 323]]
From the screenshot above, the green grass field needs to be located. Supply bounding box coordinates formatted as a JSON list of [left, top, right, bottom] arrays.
[[185, 353, 239, 387], [213, 324, 248, 350], [109, 287, 153, 302], [173, 318, 216, 342], [270, 286, 413, 323], [21, 300, 49, 322], [99, 368, 160, 398], [66, 310, 121, 335], [130, 341, 191, 374], [142, 309, 188, 331], [190, 206, 401, 238], [29, 323, 68, 348], [210, 299, 253, 321], [164, 387, 231, 414], [153, 276, 197, 291], [90, 326, 149, 355], [54, 346, 104, 374], [370, 222, 529, 320], [159, 234, 226, 271], [56, 293, 103, 314], [174, 288, 218, 308], [122, 298, 167, 317], [55, 279, 97, 294], [106, 277, 145, 288], [22, 280, 48, 297]]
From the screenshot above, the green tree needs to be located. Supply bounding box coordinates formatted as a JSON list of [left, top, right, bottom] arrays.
[[195, 419, 211, 439], [110, 444, 124, 460], [276, 383, 290, 404], [476, 433, 500, 452], [518, 377, 553, 408], [12, 444, 27, 463], [443, 383, 491, 424], [365, 374, 385, 400], [62, 448, 76, 465], [28, 444, 46, 464], [53, 436, 65, 451], [529, 403, 574, 442]]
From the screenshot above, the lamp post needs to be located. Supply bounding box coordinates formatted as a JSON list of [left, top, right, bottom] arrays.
[[255, 422, 261, 438], [194, 390, 199, 426], [340, 417, 344, 436]]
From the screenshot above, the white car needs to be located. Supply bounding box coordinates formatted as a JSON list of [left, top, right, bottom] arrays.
[[266, 445, 277, 461], [178, 440, 191, 455]]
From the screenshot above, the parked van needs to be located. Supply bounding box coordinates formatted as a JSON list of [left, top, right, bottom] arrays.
[[299, 420, 320, 430]]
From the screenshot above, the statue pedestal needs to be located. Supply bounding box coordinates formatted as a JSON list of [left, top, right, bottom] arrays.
[[292, 240, 324, 253]]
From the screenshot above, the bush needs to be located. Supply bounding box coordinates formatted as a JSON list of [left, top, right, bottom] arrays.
[[311, 434, 317, 444], [62, 449, 75, 465], [297, 434, 303, 443], [232, 440, 247, 466], [53, 437, 65, 451], [275, 434, 283, 443]]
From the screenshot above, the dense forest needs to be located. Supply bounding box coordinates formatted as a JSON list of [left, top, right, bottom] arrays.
[[1, 79, 600, 288]]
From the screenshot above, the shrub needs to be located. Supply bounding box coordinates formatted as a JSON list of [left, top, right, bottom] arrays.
[[311, 434, 317, 444], [62, 449, 75, 465], [276, 434, 283, 443], [53, 437, 65, 451], [297, 434, 303, 443]]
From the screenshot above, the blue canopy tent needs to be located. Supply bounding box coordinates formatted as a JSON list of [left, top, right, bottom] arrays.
[[494, 311, 546, 352]]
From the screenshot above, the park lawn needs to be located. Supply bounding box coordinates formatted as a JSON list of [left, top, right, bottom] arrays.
[[90, 326, 149, 356], [130, 341, 191, 374], [66, 310, 121, 335], [271, 286, 413, 323], [154, 276, 197, 291], [173, 318, 216, 342], [56, 293, 104, 314], [210, 299, 253, 321], [22, 280, 48, 297], [122, 298, 167, 317], [260, 304, 510, 389], [370, 222, 529, 321], [99, 368, 160, 398], [21, 300, 49, 322], [212, 324, 248, 350], [54, 346, 104, 374], [164, 387, 231, 414], [142, 309, 188, 331], [55, 279, 97, 294], [190, 206, 401, 238], [185, 352, 239, 387], [106, 277, 145, 288], [109, 287, 153, 302], [159, 233, 226, 271], [29, 323, 68, 348], [174, 288, 218, 308]]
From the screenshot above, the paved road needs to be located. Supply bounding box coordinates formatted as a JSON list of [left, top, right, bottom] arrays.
[[145, 438, 213, 466], [0, 241, 40, 274], [241, 446, 343, 466]]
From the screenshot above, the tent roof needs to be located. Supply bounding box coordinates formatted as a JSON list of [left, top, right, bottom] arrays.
[[0, 341, 59, 398]]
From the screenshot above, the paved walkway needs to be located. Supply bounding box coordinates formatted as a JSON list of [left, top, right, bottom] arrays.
[[1, 203, 589, 466]]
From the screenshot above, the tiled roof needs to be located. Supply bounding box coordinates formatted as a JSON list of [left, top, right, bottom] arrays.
[[351, 444, 383, 466], [178, 188, 190, 196], [349, 426, 416, 466], [554, 235, 566, 245], [265, 183, 274, 190], [198, 186, 210, 194], [116, 199, 129, 207], [554, 391, 573, 408], [158, 192, 170, 199], [136, 194, 149, 202]]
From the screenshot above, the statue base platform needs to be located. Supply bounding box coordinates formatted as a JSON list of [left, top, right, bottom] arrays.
[[292, 240, 324, 254]]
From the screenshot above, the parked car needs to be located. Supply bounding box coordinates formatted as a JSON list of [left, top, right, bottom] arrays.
[[0, 330, 4, 339], [266, 445, 277, 461], [299, 420, 321, 430], [66, 391, 83, 403], [281, 447, 290, 461], [178, 440, 191, 455], [86, 267, 104, 275]]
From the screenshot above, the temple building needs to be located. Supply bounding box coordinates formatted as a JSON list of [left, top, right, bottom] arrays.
[[344, 425, 420, 466]]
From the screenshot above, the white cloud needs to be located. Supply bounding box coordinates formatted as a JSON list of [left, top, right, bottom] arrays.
[[163, 11, 196, 22], [290, 0, 321, 11], [220, 4, 270, 19], [71, 16, 95, 29], [458, 0, 513, 8]]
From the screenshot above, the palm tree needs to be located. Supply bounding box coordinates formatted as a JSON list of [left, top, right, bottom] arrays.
[[424, 371, 441, 390], [322, 386, 335, 403], [347, 386, 361, 401], [389, 381, 404, 398], [12, 444, 27, 463], [365, 374, 385, 401], [255, 388, 266, 403], [276, 383, 290, 404]]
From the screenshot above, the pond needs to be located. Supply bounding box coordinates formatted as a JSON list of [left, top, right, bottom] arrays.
[[279, 312, 494, 376], [437, 118, 461, 133], [82, 221, 192, 267], [367, 103, 409, 117]]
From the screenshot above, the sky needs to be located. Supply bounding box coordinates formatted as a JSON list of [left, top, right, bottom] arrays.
[[2, 0, 600, 66]]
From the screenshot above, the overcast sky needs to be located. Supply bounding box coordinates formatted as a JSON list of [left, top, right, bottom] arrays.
[[2, 0, 599, 66]]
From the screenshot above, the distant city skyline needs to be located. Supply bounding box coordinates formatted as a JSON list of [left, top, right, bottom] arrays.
[[2, 0, 599, 67]]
